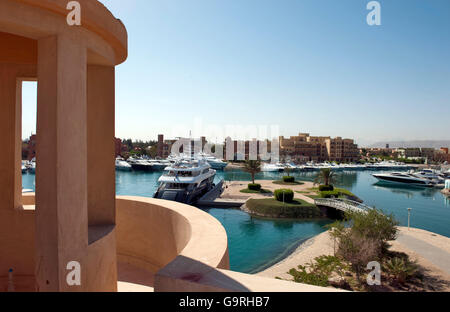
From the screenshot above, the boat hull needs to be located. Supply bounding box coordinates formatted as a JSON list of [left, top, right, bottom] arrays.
[[373, 175, 434, 188]]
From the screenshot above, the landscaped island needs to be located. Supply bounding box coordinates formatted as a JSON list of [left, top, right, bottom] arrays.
[[221, 168, 361, 219]]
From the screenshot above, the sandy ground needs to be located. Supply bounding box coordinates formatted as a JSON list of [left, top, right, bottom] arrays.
[[257, 227, 450, 291], [221, 179, 316, 204]]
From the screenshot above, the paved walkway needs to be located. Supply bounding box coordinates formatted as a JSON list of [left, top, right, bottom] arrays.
[[397, 232, 450, 275]]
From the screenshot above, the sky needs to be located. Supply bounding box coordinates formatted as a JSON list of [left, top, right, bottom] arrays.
[[22, 0, 450, 147]]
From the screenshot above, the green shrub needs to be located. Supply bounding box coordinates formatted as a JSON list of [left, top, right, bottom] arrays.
[[282, 176, 295, 183], [383, 257, 419, 284], [320, 190, 340, 198], [319, 185, 334, 192], [248, 183, 262, 191], [289, 266, 330, 287], [289, 255, 349, 287], [274, 189, 294, 202]]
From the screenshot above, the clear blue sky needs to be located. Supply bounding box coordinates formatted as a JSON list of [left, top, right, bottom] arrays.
[[22, 0, 450, 146]]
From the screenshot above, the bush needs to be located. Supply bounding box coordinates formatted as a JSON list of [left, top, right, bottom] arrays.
[[319, 185, 334, 192], [383, 257, 419, 285], [282, 176, 295, 183], [289, 255, 349, 287], [320, 190, 340, 198], [327, 208, 399, 280], [248, 183, 262, 191], [274, 189, 294, 202]]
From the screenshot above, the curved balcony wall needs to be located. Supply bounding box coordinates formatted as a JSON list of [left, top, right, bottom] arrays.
[[1, 195, 230, 291], [116, 197, 230, 275]]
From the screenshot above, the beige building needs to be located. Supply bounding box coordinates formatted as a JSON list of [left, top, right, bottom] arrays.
[[279, 133, 359, 163]]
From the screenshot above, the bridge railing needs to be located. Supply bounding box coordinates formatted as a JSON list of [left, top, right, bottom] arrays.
[[314, 198, 373, 213]]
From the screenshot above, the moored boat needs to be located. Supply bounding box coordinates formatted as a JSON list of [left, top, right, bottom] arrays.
[[154, 159, 216, 205]]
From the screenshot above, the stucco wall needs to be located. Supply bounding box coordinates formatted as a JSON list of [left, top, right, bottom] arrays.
[[116, 197, 230, 276]]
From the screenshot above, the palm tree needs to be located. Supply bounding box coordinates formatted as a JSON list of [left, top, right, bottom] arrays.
[[314, 168, 335, 186], [243, 160, 261, 184]]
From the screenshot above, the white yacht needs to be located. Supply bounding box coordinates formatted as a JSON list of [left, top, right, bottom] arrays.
[[21, 161, 27, 173], [146, 159, 169, 171], [115, 157, 132, 171], [412, 169, 446, 184], [127, 157, 154, 172], [195, 153, 228, 170], [373, 172, 438, 188], [154, 159, 216, 205], [261, 163, 285, 172]]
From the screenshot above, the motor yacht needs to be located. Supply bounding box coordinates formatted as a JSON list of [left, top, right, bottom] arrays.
[[412, 169, 446, 184], [261, 163, 285, 172], [154, 159, 216, 205], [195, 154, 228, 170], [115, 157, 132, 171], [146, 159, 169, 171], [373, 172, 438, 188], [127, 157, 154, 172]]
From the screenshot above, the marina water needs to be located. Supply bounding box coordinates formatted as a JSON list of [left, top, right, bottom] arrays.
[[22, 169, 450, 273]]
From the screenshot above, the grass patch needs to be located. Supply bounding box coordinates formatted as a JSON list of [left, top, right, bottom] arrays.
[[246, 198, 322, 219], [273, 180, 305, 186], [240, 188, 272, 194]]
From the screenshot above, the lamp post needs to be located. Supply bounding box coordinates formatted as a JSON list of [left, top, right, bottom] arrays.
[[407, 208, 412, 230]]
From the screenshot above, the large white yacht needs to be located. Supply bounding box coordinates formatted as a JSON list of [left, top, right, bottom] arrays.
[[154, 159, 216, 205], [261, 163, 285, 172], [115, 157, 132, 171], [146, 159, 169, 171], [373, 172, 438, 188], [127, 157, 154, 171]]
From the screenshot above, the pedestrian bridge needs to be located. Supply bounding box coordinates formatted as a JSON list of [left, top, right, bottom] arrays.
[[314, 198, 373, 214]]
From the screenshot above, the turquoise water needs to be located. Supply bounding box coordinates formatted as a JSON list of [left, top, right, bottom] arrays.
[[22, 169, 450, 273]]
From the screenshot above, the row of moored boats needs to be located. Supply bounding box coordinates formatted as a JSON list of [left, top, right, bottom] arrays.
[[261, 161, 413, 172], [115, 153, 228, 172]]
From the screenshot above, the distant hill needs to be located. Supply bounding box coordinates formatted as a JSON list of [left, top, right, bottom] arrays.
[[369, 140, 450, 149]]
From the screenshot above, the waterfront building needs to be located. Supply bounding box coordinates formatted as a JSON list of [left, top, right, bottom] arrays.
[[222, 138, 273, 161], [157, 134, 179, 158], [279, 133, 359, 163], [395, 147, 437, 161], [436, 147, 450, 163]]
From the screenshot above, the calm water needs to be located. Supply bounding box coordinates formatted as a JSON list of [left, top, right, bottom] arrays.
[[22, 169, 450, 273]]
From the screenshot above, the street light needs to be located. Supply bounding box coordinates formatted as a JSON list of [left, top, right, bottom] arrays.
[[407, 208, 412, 230]]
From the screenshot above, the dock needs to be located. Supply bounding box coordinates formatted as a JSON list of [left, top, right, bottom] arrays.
[[197, 180, 246, 208]]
